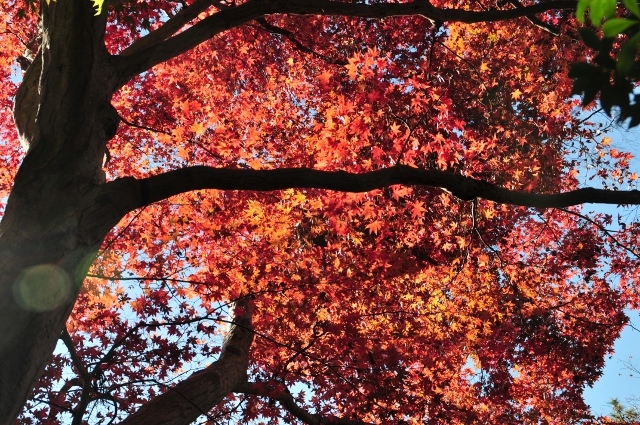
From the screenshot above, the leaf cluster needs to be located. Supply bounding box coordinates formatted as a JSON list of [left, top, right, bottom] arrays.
[[571, 0, 640, 126]]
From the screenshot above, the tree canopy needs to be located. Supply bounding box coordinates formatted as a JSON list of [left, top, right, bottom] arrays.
[[1, 0, 640, 424]]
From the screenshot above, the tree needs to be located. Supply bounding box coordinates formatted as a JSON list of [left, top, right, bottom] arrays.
[[571, 0, 640, 126], [606, 398, 640, 423], [602, 352, 640, 424], [1, 0, 640, 423]]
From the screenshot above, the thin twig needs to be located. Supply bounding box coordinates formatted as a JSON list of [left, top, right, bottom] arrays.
[[557, 207, 640, 259]]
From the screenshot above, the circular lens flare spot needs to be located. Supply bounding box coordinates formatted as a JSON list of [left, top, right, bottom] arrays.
[[14, 264, 72, 312]]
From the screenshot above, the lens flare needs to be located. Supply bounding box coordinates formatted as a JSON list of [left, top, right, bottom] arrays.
[[14, 264, 72, 312]]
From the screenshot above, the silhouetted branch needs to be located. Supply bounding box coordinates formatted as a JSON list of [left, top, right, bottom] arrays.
[[116, 0, 577, 86], [110, 164, 640, 216], [254, 17, 347, 65], [61, 329, 94, 425], [236, 381, 374, 425]]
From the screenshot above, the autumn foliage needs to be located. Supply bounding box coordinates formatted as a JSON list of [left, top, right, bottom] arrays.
[[1, 0, 640, 423]]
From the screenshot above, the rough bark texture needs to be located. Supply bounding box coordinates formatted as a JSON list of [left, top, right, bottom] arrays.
[[0, 2, 126, 422]]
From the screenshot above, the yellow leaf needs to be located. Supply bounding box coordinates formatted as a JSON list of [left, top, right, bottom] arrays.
[[345, 57, 359, 80], [292, 192, 306, 205], [482, 205, 495, 219], [190, 121, 206, 136], [92, 0, 105, 15], [511, 89, 522, 100], [249, 158, 263, 169]]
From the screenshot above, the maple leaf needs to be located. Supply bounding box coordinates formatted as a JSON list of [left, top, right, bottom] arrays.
[[345, 57, 360, 80], [92, 0, 105, 15], [409, 200, 427, 219], [190, 121, 206, 136], [391, 185, 412, 200], [318, 70, 332, 88], [365, 219, 383, 235], [511, 88, 523, 100]]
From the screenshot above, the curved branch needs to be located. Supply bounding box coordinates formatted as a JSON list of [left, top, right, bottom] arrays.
[[504, 0, 561, 35], [236, 381, 374, 425], [115, 0, 577, 86], [557, 207, 640, 258], [119, 297, 254, 425], [110, 165, 640, 216], [121, 0, 218, 57], [61, 329, 94, 425], [253, 17, 348, 66]]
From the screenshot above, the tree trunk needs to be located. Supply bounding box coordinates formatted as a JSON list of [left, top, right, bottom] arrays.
[[0, 2, 124, 422]]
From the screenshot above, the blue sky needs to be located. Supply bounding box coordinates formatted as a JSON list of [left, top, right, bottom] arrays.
[[584, 310, 640, 415], [575, 116, 640, 416]]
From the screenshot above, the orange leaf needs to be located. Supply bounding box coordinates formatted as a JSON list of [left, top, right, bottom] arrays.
[[365, 220, 383, 235]]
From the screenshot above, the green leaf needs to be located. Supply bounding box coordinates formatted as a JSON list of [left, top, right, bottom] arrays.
[[92, 0, 105, 15], [574, 79, 602, 105], [603, 18, 639, 37], [569, 62, 603, 78], [623, 0, 640, 19], [616, 31, 640, 74], [578, 28, 602, 50], [577, 0, 594, 23], [599, 84, 615, 115], [589, 0, 617, 26]]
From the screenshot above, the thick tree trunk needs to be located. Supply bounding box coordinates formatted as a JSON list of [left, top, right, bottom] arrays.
[[0, 2, 125, 422]]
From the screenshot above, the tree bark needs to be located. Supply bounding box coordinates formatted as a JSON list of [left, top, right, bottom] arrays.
[[0, 1, 125, 422]]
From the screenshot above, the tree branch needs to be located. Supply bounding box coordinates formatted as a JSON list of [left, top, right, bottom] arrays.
[[236, 381, 374, 425], [115, 0, 577, 86], [119, 297, 254, 425], [504, 0, 561, 35], [557, 207, 640, 258], [120, 0, 218, 58], [61, 329, 94, 425], [111, 164, 640, 216], [253, 17, 347, 66]]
